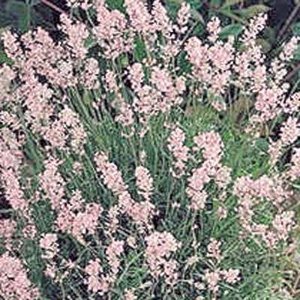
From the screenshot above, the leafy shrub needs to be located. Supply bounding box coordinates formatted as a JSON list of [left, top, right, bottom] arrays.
[[0, 1, 299, 299]]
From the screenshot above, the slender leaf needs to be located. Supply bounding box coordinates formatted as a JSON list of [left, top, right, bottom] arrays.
[[292, 22, 300, 36], [219, 23, 243, 39], [222, 0, 245, 9], [236, 4, 270, 19]]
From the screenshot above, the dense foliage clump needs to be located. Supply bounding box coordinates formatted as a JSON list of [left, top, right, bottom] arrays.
[[0, 1, 299, 299]]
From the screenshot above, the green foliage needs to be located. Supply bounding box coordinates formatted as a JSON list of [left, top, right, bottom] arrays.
[[106, 0, 125, 12], [6, 0, 31, 32], [21, 239, 45, 285], [134, 36, 147, 62], [292, 22, 300, 36], [0, 0, 57, 33], [32, 201, 55, 234], [236, 4, 271, 19], [219, 23, 243, 39], [0, 48, 12, 65], [0, 1, 299, 299]]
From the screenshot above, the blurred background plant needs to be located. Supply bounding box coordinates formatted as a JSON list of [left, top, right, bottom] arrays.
[[0, 0, 63, 33]]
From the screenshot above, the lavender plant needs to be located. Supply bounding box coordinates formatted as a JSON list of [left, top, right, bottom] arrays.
[[0, 1, 299, 299]]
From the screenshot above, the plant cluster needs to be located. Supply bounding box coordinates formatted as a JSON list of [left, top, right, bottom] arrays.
[[0, 0, 299, 299]]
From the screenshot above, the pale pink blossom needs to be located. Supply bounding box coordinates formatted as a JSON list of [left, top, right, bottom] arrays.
[[135, 166, 153, 201], [177, 2, 191, 34], [60, 14, 89, 60], [221, 269, 240, 284], [204, 269, 220, 293], [216, 206, 228, 220], [95, 152, 154, 227], [280, 36, 299, 61], [40, 233, 58, 260], [152, 0, 172, 35], [56, 191, 102, 242], [40, 157, 65, 210], [288, 148, 300, 180], [124, 289, 137, 300], [207, 238, 222, 263], [0, 253, 39, 299], [125, 0, 152, 35], [272, 211, 295, 241], [167, 127, 189, 178], [268, 140, 283, 166], [280, 117, 300, 146], [106, 240, 124, 275], [241, 14, 267, 46], [207, 17, 221, 43], [145, 231, 181, 279], [85, 258, 110, 295], [128, 63, 144, 92], [283, 92, 300, 114], [94, 0, 133, 59], [81, 58, 100, 89]]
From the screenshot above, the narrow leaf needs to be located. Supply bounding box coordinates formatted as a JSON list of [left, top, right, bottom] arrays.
[[236, 4, 270, 19], [222, 0, 244, 9], [292, 22, 300, 36], [219, 23, 243, 39]]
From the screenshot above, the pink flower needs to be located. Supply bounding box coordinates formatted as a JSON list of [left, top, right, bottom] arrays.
[[115, 102, 135, 127], [0, 219, 16, 240], [59, 14, 89, 60], [2, 31, 22, 61], [233, 174, 292, 247], [84, 259, 110, 295], [125, 0, 152, 34], [95, 152, 128, 196], [204, 269, 220, 293], [268, 140, 283, 166], [56, 191, 102, 243], [288, 148, 300, 180], [145, 231, 180, 280], [272, 211, 295, 241], [280, 36, 299, 61], [0, 253, 39, 299], [167, 127, 189, 178], [124, 289, 137, 300], [193, 131, 224, 163], [94, 0, 133, 59], [187, 131, 229, 210], [280, 117, 300, 146], [128, 63, 144, 92], [135, 166, 153, 201], [40, 157, 65, 210], [40, 233, 58, 260], [106, 240, 124, 275], [186, 22, 234, 98], [152, 0, 172, 35], [241, 14, 267, 46], [207, 238, 222, 263], [81, 58, 100, 90], [207, 17, 221, 43], [221, 269, 240, 284], [95, 152, 154, 228], [216, 206, 228, 220], [177, 2, 191, 34]]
